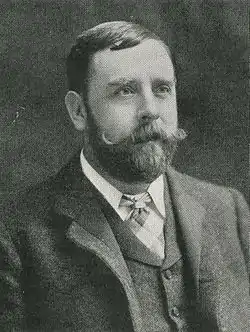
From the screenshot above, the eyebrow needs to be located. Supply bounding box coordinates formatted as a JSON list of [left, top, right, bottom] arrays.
[[107, 78, 137, 87], [107, 77, 177, 87], [153, 77, 177, 86]]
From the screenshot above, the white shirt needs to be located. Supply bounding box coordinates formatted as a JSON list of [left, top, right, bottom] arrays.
[[80, 150, 166, 221]]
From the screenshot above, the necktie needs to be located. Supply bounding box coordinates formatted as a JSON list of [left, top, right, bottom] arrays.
[[119, 192, 165, 259]]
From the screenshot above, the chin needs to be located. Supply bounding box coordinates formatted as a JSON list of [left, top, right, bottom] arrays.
[[128, 141, 166, 182], [134, 140, 165, 158]]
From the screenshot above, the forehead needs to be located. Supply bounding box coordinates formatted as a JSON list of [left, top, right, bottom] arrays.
[[89, 39, 175, 82]]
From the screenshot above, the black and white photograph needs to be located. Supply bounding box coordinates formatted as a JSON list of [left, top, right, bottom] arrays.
[[0, 1, 249, 331]]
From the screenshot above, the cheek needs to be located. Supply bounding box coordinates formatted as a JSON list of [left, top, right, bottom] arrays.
[[160, 100, 178, 134], [93, 103, 137, 142]]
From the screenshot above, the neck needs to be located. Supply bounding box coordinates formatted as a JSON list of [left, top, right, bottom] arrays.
[[85, 154, 151, 195]]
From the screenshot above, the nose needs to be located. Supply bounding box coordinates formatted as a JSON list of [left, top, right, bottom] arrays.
[[138, 91, 159, 123]]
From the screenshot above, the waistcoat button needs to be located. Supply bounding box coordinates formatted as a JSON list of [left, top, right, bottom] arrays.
[[171, 306, 180, 318], [163, 269, 172, 280]]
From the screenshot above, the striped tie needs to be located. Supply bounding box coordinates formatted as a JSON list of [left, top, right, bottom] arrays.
[[119, 192, 165, 259]]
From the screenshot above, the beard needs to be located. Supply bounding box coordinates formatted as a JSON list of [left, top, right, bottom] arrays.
[[83, 109, 186, 183]]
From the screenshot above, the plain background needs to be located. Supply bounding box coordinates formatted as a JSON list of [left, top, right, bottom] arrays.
[[0, 0, 249, 203]]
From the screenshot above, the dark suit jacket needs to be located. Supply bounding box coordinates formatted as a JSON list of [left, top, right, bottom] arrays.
[[1, 155, 249, 331]]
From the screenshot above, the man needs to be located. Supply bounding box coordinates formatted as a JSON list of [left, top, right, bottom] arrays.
[[1, 21, 249, 332]]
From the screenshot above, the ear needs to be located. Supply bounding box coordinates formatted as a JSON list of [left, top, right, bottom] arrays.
[[65, 91, 87, 131]]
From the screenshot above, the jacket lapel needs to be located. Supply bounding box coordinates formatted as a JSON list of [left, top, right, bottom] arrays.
[[53, 160, 143, 332], [166, 167, 206, 293], [162, 175, 182, 269]]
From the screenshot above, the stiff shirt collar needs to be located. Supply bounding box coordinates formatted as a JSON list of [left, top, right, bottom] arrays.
[[80, 150, 166, 218]]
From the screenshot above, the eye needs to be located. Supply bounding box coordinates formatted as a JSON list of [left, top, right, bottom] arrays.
[[116, 85, 135, 96], [155, 85, 171, 95]]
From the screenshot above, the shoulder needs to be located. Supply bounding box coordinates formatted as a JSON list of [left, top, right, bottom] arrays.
[[166, 167, 248, 211], [1, 178, 54, 237], [167, 168, 249, 262], [4, 153, 81, 217], [2, 154, 84, 235]]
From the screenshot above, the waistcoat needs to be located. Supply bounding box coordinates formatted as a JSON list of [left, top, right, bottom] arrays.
[[99, 179, 197, 332]]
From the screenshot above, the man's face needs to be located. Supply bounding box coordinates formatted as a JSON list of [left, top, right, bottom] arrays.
[[84, 39, 178, 183]]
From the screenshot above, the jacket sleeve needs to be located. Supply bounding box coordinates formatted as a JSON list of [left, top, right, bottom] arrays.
[[0, 215, 25, 330], [230, 189, 250, 277]]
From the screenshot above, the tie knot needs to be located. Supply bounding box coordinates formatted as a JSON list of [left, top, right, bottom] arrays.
[[120, 192, 152, 210]]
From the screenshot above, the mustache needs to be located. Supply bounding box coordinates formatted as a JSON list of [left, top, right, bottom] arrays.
[[101, 122, 187, 146], [130, 123, 187, 144]]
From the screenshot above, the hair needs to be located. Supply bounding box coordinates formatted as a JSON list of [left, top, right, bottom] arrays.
[[66, 21, 172, 98]]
